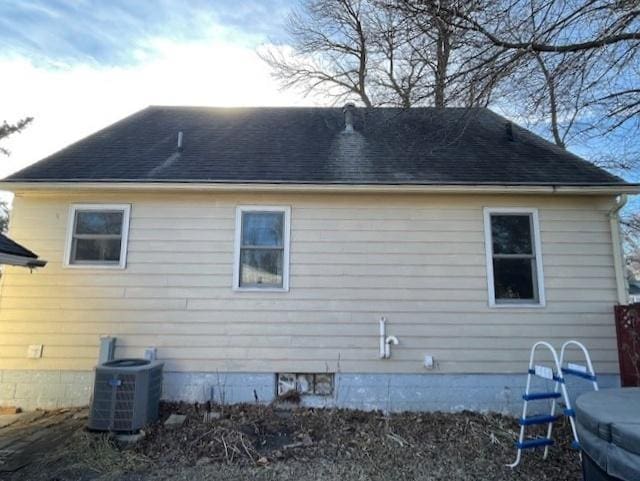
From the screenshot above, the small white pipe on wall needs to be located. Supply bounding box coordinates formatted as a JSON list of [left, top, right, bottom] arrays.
[[379, 317, 387, 359], [379, 316, 399, 359], [385, 335, 399, 359]]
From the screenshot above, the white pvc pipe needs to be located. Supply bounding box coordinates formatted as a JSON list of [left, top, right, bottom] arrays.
[[609, 194, 628, 305], [379, 317, 387, 359], [385, 335, 399, 359]]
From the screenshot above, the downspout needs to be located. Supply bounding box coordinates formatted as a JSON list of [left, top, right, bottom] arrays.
[[608, 194, 628, 305]]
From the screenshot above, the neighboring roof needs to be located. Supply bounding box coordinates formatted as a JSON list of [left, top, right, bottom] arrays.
[[3, 106, 630, 187], [0, 233, 46, 268]]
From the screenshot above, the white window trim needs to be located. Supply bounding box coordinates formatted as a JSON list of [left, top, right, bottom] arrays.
[[233, 205, 291, 292], [64, 204, 131, 269], [483, 207, 546, 308]]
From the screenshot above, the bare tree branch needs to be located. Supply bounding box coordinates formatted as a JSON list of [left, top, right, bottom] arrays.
[[0, 117, 33, 156]]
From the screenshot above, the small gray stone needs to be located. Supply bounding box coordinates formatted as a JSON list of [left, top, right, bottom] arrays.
[[164, 414, 186, 428], [203, 411, 221, 422], [72, 409, 89, 420], [196, 456, 212, 466], [115, 430, 145, 447]]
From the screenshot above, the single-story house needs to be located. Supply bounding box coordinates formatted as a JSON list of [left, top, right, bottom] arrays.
[[0, 106, 637, 412]]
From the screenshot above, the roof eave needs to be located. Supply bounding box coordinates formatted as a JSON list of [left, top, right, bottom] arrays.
[[0, 252, 47, 268], [1, 181, 639, 196]]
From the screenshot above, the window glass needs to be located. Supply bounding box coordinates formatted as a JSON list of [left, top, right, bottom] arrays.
[[242, 212, 283, 246], [72, 238, 122, 262], [490, 213, 538, 303], [238, 210, 286, 288], [69, 209, 126, 265], [493, 258, 535, 300], [75, 211, 123, 235], [491, 215, 532, 254], [240, 249, 283, 287]]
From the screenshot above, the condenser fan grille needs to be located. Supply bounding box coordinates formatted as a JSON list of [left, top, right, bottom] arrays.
[[113, 374, 137, 431], [89, 371, 116, 430]]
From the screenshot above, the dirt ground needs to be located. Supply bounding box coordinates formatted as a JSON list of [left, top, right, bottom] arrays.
[[1, 402, 582, 481]]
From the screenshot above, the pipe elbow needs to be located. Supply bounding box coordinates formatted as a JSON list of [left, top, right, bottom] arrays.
[[608, 194, 628, 218]]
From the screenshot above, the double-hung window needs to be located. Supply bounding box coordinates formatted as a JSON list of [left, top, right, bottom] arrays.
[[484, 208, 545, 307], [234, 206, 290, 290], [65, 204, 131, 268]]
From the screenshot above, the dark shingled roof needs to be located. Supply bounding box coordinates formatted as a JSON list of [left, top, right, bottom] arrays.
[[4, 106, 627, 186], [0, 233, 38, 259]]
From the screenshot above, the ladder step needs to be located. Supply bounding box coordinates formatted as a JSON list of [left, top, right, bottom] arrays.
[[561, 367, 597, 381], [522, 391, 562, 401], [519, 414, 560, 426], [516, 438, 554, 450], [527, 368, 564, 383], [571, 440, 580, 450], [564, 408, 575, 417]]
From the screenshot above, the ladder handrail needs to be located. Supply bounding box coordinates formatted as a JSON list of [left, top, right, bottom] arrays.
[[559, 340, 599, 391], [544, 340, 599, 459]]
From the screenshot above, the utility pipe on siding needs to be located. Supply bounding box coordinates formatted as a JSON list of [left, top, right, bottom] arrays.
[[379, 317, 387, 359], [385, 335, 399, 359], [379, 316, 399, 359], [608, 194, 628, 305]]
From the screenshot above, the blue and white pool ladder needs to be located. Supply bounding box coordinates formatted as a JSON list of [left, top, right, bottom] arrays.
[[507, 340, 599, 468]]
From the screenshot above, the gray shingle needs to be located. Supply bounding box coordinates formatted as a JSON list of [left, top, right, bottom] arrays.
[[4, 106, 626, 186]]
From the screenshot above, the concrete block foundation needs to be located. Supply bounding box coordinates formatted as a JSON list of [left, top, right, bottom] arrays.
[[0, 370, 93, 410], [0, 370, 620, 414]]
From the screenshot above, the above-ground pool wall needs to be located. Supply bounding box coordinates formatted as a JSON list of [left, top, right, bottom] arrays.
[[0, 191, 622, 410]]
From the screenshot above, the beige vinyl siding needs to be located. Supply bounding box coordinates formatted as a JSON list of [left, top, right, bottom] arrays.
[[0, 192, 620, 374]]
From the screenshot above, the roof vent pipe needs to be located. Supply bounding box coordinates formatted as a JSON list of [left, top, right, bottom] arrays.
[[343, 102, 355, 133], [505, 121, 514, 142], [177, 131, 184, 152]]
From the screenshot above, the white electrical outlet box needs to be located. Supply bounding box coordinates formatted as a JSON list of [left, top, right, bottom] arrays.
[[27, 344, 43, 359], [424, 355, 434, 369]]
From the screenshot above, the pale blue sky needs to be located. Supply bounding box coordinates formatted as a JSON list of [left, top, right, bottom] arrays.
[[0, 0, 306, 179], [0, 0, 290, 65], [1, 0, 637, 202]]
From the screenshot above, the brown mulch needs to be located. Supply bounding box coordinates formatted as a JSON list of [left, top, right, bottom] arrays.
[[132, 402, 582, 481]]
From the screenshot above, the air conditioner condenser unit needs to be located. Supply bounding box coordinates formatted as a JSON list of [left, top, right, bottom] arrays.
[[88, 358, 164, 432]]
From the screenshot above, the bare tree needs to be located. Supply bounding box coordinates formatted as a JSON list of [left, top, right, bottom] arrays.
[[436, 0, 640, 139], [260, 0, 493, 107], [623, 214, 640, 280], [392, 0, 491, 107], [367, 6, 431, 107], [0, 201, 8, 233], [259, 0, 375, 106], [1, 117, 32, 156]]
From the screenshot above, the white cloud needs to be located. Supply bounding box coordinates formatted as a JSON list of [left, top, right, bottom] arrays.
[[0, 32, 313, 179]]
